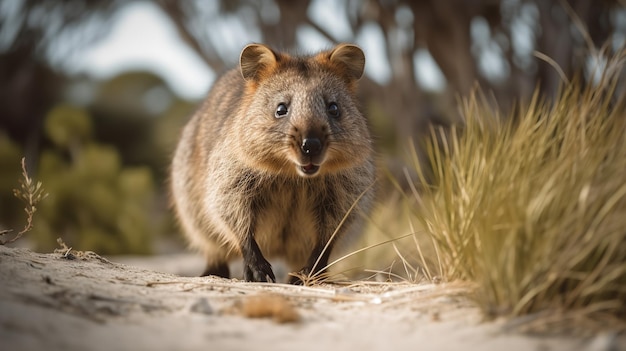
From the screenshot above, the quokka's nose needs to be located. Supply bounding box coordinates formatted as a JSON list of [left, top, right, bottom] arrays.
[[301, 138, 322, 156]]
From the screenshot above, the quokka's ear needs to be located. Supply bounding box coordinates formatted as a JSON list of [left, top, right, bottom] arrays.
[[240, 44, 279, 82], [329, 44, 365, 81]]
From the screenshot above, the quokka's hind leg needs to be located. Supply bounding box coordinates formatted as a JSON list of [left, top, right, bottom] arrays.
[[201, 260, 230, 278], [198, 241, 232, 278]]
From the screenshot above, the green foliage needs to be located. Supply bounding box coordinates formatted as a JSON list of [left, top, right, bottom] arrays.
[[31, 104, 157, 255], [409, 53, 626, 331], [45, 104, 92, 148]]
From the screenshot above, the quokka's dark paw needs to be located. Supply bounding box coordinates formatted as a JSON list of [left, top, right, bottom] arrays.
[[243, 259, 276, 283]]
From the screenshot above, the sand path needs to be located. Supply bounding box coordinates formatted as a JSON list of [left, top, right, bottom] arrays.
[[0, 245, 619, 351]]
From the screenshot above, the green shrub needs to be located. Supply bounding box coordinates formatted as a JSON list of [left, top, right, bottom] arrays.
[[31, 104, 156, 254]]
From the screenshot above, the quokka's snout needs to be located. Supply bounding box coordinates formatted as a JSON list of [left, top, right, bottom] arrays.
[[292, 127, 328, 176], [301, 136, 322, 157], [287, 105, 345, 177]]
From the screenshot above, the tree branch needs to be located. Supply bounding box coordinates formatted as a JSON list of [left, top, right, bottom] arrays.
[[155, 0, 226, 72]]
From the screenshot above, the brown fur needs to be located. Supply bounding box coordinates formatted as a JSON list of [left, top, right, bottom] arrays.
[[170, 43, 375, 283]]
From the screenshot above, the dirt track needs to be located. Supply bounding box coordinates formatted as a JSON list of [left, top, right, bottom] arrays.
[[0, 245, 620, 351]]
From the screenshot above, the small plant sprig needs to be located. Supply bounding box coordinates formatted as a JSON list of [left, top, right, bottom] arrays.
[[0, 157, 48, 245]]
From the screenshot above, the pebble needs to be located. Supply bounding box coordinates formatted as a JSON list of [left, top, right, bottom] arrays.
[[188, 297, 213, 315]]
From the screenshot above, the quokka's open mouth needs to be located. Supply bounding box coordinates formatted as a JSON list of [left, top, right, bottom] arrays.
[[299, 163, 320, 175]]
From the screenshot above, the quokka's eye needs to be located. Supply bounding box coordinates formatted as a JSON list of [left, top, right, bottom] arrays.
[[327, 102, 340, 118], [275, 103, 288, 118]]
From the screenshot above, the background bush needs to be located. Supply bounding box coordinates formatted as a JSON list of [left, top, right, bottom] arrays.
[[30, 104, 158, 254]]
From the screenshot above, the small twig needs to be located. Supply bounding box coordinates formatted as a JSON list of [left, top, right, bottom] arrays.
[[0, 158, 48, 245]]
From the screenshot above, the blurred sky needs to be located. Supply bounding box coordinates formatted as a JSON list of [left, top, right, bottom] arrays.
[[71, 1, 446, 100]]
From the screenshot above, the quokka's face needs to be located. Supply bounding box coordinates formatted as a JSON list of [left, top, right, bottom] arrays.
[[242, 69, 371, 178], [235, 43, 371, 177]]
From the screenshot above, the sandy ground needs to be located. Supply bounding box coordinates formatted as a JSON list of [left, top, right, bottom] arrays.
[[0, 245, 622, 351]]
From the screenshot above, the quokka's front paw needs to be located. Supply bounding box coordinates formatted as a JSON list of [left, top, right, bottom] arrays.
[[243, 258, 276, 283]]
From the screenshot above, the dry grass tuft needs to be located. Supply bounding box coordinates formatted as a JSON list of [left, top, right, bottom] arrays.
[[0, 157, 48, 245], [409, 49, 626, 331]]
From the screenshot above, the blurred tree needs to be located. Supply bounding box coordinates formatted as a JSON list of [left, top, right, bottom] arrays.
[[0, 0, 125, 167], [0, 1, 187, 252], [89, 71, 195, 180]]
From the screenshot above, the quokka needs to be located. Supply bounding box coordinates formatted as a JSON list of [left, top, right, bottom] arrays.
[[170, 43, 375, 283]]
